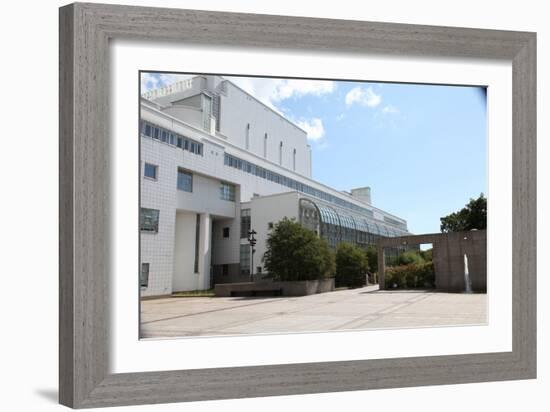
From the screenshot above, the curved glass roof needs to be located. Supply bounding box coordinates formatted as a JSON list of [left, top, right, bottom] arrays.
[[318, 204, 340, 226], [355, 218, 370, 232], [302, 197, 410, 239]]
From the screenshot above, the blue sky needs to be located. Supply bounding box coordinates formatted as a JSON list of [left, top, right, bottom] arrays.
[[142, 73, 487, 234]]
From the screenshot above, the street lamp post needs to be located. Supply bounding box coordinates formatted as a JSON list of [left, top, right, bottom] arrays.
[[247, 229, 257, 282]]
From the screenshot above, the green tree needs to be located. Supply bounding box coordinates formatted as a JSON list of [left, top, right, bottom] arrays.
[[419, 248, 433, 262], [335, 242, 368, 288], [365, 246, 378, 274], [263, 218, 335, 281], [396, 250, 425, 266], [440, 193, 487, 233]]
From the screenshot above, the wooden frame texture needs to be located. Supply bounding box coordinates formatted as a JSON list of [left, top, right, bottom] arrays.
[[59, 2, 536, 408]]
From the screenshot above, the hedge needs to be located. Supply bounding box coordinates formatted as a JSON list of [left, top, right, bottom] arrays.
[[385, 262, 435, 289]]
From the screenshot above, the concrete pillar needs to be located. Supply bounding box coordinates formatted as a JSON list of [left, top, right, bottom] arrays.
[[378, 245, 386, 290], [198, 213, 212, 290]]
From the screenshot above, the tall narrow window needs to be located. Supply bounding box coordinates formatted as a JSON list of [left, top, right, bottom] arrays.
[[194, 214, 200, 273], [293, 148, 296, 171], [202, 94, 212, 131], [263, 133, 268, 158], [240, 209, 251, 238], [279, 141, 283, 165], [140, 263, 149, 288], [239, 244, 250, 275], [245, 123, 250, 150], [177, 169, 193, 192]]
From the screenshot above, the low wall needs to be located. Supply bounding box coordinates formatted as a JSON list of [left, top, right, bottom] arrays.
[[215, 278, 335, 297], [377, 229, 487, 293]]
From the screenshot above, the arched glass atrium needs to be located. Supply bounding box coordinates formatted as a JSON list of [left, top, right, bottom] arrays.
[[298, 198, 408, 250]]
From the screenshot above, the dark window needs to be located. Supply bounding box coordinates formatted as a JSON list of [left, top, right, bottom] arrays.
[[240, 209, 251, 238], [240, 245, 250, 275], [177, 169, 193, 192], [144, 124, 152, 137], [222, 264, 229, 276], [161, 130, 168, 142], [140, 263, 149, 287], [194, 214, 200, 273], [153, 127, 160, 139], [140, 208, 159, 233], [223, 227, 230, 238], [177, 137, 183, 148], [143, 163, 157, 180]]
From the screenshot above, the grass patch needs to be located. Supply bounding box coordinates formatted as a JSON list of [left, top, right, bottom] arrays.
[[172, 289, 215, 297]]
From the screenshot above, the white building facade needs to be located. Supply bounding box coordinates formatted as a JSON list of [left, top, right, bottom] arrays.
[[140, 75, 409, 297]]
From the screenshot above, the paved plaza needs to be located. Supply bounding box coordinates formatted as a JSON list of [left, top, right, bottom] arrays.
[[140, 286, 487, 338]]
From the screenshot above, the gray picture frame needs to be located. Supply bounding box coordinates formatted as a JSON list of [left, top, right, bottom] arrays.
[[59, 2, 536, 408]]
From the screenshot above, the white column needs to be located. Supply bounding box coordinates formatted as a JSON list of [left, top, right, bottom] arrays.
[[198, 213, 212, 290]]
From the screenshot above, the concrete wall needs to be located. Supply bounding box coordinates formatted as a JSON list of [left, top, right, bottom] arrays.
[[211, 217, 240, 267], [218, 81, 311, 177], [249, 191, 301, 275], [173, 212, 212, 292], [377, 230, 487, 293], [173, 212, 199, 291], [432, 230, 487, 292]]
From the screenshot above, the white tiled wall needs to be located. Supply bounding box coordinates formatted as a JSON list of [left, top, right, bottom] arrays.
[[140, 138, 178, 296]]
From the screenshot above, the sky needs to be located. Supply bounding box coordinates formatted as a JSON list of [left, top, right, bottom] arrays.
[[141, 72, 487, 235]]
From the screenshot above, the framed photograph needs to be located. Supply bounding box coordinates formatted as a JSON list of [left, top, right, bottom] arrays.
[[59, 3, 536, 408]]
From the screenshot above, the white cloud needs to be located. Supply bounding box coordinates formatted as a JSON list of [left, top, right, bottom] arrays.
[[295, 118, 325, 141], [345, 86, 382, 108], [227, 77, 336, 111], [382, 105, 400, 114]]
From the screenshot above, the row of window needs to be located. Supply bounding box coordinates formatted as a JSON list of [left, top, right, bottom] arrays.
[[224, 153, 408, 230], [141, 120, 204, 156]]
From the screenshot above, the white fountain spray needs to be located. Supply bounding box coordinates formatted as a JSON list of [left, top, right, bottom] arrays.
[[463, 254, 472, 293]]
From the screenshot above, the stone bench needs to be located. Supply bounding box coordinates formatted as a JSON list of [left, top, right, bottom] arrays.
[[215, 278, 335, 297]]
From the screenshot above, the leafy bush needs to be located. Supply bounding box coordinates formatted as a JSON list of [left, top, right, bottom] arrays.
[[396, 250, 426, 266], [335, 242, 368, 288], [263, 218, 335, 281], [365, 246, 378, 274], [419, 248, 433, 262], [385, 262, 435, 289]]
